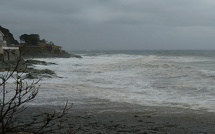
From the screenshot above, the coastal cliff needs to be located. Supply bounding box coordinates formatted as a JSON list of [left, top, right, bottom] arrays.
[[0, 25, 73, 58], [19, 34, 70, 58]]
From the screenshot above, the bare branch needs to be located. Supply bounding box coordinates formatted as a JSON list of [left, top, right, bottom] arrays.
[[0, 58, 72, 134]]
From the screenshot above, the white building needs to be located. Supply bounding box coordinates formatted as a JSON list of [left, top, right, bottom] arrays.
[[0, 30, 20, 61], [0, 30, 6, 47], [0, 31, 5, 56], [0, 31, 3, 41]]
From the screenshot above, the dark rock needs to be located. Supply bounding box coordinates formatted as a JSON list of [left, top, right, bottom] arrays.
[[70, 54, 82, 59], [26, 59, 57, 66], [138, 119, 143, 122]]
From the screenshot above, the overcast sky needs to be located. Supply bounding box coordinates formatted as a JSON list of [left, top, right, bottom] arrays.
[[0, 0, 215, 50]]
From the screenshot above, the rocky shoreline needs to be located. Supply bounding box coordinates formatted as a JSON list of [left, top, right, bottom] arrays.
[[0, 59, 57, 79], [11, 101, 215, 134]]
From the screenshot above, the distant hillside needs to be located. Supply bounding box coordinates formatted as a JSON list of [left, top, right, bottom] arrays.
[[0, 25, 19, 45]]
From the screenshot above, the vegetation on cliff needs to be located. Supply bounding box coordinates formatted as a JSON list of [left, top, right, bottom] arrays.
[[20, 34, 40, 46], [19, 33, 71, 58], [0, 25, 19, 45], [0, 25, 75, 58]]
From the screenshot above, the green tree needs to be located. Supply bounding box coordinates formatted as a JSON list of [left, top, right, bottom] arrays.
[[19, 34, 40, 46], [0, 25, 19, 45], [41, 39, 47, 43]]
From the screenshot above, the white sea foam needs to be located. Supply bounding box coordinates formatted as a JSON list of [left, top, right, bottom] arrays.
[[7, 52, 215, 112]]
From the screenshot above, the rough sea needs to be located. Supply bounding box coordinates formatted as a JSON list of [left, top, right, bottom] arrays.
[[29, 50, 215, 112]]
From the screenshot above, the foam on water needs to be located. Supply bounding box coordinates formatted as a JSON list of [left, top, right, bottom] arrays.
[[7, 51, 215, 112]]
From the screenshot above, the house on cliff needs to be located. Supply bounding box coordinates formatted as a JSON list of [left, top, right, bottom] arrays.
[[0, 30, 20, 62], [0, 31, 6, 47], [38, 42, 63, 54]]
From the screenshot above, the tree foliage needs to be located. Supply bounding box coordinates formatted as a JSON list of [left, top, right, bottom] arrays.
[[0, 25, 19, 45], [20, 34, 40, 46]]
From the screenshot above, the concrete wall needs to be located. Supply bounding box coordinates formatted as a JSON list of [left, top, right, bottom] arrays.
[[1, 47, 20, 62], [3, 49, 20, 62]]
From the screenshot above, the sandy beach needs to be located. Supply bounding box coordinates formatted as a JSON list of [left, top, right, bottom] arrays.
[[13, 99, 215, 134]]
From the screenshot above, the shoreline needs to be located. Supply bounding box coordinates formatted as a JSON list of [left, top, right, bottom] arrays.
[[14, 101, 215, 134]]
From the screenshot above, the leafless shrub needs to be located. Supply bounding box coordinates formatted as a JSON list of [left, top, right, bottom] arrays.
[[0, 59, 72, 134]]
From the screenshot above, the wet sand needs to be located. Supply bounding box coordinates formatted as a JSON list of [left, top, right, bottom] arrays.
[[14, 100, 215, 134]]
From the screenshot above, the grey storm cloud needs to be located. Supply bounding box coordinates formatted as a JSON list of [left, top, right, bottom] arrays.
[[1, 0, 215, 50]]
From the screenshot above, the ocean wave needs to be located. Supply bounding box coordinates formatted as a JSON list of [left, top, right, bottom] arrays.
[[21, 52, 215, 112]]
